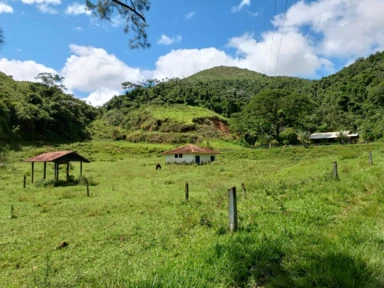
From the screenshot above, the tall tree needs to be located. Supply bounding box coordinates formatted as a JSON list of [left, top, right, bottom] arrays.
[[234, 89, 311, 141], [86, 0, 150, 49]]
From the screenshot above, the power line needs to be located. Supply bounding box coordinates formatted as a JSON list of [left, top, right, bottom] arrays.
[[268, 0, 277, 76], [275, 0, 289, 76]]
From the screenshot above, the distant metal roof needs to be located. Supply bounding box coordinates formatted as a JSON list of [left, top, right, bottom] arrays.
[[162, 144, 220, 155], [24, 151, 90, 163], [309, 131, 359, 140]]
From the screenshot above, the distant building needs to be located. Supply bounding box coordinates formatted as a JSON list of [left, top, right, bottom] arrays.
[[162, 144, 220, 165], [309, 131, 359, 145]]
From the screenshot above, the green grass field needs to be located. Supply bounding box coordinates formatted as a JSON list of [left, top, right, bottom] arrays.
[[1, 141, 384, 287]]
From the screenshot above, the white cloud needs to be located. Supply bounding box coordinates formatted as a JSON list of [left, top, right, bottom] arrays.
[[22, 0, 60, 4], [110, 14, 123, 27], [61, 44, 143, 92], [0, 3, 13, 13], [231, 0, 250, 13], [157, 35, 182, 46], [0, 58, 56, 81], [153, 48, 236, 80], [185, 11, 195, 19], [38, 4, 58, 14], [83, 88, 121, 107], [247, 10, 258, 17], [73, 26, 82, 31], [65, 2, 91, 15], [274, 0, 384, 58]]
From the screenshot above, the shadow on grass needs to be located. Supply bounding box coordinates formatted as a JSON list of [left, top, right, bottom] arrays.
[[34, 176, 98, 188], [132, 234, 381, 287]]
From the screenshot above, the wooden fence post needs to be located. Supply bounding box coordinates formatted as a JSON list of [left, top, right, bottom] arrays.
[[333, 161, 339, 180], [369, 151, 373, 166], [228, 187, 238, 232], [23, 175, 26, 188], [241, 183, 246, 198], [87, 184, 90, 197], [185, 182, 189, 201]]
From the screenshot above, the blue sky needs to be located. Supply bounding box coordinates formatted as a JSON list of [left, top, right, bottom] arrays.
[[1, 0, 384, 105]]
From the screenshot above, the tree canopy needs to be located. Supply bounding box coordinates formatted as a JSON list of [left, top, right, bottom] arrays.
[[231, 89, 311, 144], [0, 72, 97, 142], [86, 0, 150, 49]]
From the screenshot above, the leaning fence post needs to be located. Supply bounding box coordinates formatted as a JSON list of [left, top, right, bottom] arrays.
[[228, 187, 238, 232], [369, 151, 373, 166], [333, 161, 339, 180], [185, 182, 189, 201], [23, 175, 26, 188], [241, 183, 246, 198], [87, 184, 90, 197]]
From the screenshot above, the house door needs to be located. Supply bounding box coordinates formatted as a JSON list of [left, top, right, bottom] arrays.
[[195, 155, 200, 165], [210, 156, 215, 162]]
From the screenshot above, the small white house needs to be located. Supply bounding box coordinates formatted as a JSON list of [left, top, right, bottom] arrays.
[[162, 144, 220, 165]]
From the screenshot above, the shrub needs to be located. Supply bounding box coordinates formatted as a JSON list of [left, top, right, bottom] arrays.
[[280, 128, 299, 145]]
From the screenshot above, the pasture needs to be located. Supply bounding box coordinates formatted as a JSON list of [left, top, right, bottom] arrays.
[[1, 141, 384, 287]]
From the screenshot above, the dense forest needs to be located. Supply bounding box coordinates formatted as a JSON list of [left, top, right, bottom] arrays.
[[103, 51, 384, 144], [1, 50, 384, 145], [0, 73, 98, 142]]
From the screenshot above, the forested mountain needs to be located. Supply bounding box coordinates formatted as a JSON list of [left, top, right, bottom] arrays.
[[0, 73, 97, 142], [104, 51, 384, 143], [2, 50, 384, 144]]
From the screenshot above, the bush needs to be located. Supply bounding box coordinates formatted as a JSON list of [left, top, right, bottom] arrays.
[[280, 128, 299, 145]]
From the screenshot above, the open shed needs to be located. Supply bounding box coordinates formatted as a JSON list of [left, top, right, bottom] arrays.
[[309, 131, 359, 145], [24, 151, 90, 183], [162, 144, 220, 165]]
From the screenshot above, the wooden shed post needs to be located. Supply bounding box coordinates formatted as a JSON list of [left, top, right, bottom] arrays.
[[43, 162, 46, 180], [80, 161, 83, 178], [66, 162, 70, 182], [228, 187, 238, 232], [57, 163, 60, 181], [185, 182, 189, 201], [54, 162, 57, 181], [333, 161, 339, 180], [31, 162, 34, 183]]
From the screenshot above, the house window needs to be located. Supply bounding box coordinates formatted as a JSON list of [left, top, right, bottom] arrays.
[[179, 154, 183, 158], [175, 154, 178, 158], [210, 156, 215, 162]]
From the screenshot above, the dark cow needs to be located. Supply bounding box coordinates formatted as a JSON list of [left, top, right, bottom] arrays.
[[156, 163, 162, 170]]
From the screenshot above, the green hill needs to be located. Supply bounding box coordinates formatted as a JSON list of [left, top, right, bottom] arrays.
[[2, 50, 384, 144], [0, 72, 97, 142], [104, 51, 384, 142], [92, 104, 230, 143], [187, 66, 267, 81]]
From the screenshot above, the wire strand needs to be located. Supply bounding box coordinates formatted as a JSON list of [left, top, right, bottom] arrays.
[[275, 0, 289, 76], [268, 0, 278, 76]]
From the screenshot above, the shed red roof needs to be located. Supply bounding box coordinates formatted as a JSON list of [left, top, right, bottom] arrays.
[[162, 144, 220, 155], [24, 151, 90, 163]]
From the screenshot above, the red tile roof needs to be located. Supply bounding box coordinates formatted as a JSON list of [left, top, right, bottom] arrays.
[[162, 144, 220, 155], [24, 151, 90, 163]]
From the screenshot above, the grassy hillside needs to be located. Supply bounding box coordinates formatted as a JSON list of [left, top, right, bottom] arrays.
[[1, 141, 384, 286], [96, 104, 230, 143], [127, 104, 227, 124]]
